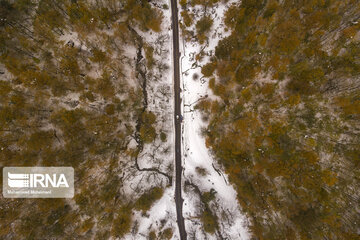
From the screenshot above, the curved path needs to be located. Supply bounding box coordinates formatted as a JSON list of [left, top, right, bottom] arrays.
[[170, 0, 187, 239]]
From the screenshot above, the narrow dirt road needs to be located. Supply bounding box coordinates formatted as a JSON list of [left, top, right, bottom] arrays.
[[170, 0, 187, 239]]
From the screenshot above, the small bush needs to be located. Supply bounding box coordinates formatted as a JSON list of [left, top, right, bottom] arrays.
[[196, 16, 213, 35], [105, 104, 115, 115], [201, 208, 217, 234], [134, 187, 164, 212], [149, 231, 156, 240], [160, 132, 167, 142], [195, 166, 208, 176], [111, 206, 133, 238], [161, 228, 173, 239]]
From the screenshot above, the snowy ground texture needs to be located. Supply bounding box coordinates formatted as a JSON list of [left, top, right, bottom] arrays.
[[179, 0, 250, 239], [125, 1, 179, 239], [104, 1, 180, 239]]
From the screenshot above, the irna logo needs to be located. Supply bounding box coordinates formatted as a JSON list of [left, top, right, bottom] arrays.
[[3, 167, 74, 198], [8, 172, 69, 188]]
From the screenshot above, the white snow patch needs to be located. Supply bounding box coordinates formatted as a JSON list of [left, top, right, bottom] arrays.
[[179, 0, 250, 239]]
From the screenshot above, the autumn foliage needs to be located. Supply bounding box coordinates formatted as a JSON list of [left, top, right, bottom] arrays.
[[200, 0, 360, 238]]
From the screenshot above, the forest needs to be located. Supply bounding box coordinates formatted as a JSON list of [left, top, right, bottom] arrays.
[[1, 0, 359, 239], [0, 0, 173, 239], [196, 0, 360, 239]]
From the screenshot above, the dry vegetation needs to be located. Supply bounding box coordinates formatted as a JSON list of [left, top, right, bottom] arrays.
[[197, 0, 360, 239], [0, 0, 171, 238]]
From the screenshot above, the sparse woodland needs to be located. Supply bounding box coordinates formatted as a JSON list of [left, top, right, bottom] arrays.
[[1, 0, 359, 239], [0, 0, 173, 239], [194, 0, 360, 239]]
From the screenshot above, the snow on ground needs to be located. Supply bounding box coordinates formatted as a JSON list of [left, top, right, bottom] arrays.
[[121, 1, 180, 239], [130, 187, 177, 239], [59, 31, 89, 51], [0, 63, 13, 81], [179, 1, 250, 239]]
